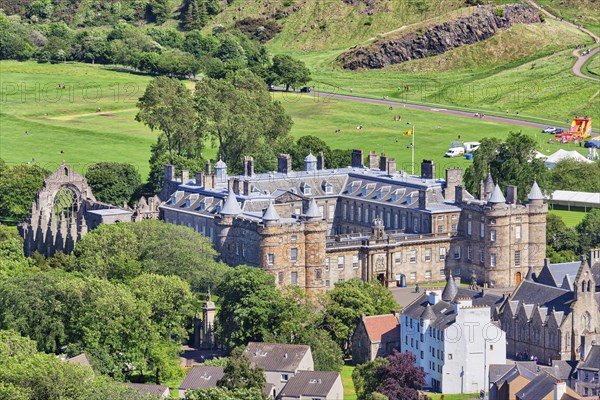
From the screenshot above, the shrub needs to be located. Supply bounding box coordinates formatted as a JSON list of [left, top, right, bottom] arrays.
[[493, 7, 504, 17]]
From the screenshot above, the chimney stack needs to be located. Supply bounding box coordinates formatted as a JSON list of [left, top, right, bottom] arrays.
[[243, 156, 254, 177], [195, 171, 204, 186], [445, 168, 463, 202], [181, 169, 189, 184], [387, 159, 397, 175], [351, 149, 364, 168], [455, 185, 463, 204], [421, 160, 435, 180], [317, 151, 325, 170], [506, 185, 517, 205], [204, 174, 215, 189], [418, 189, 428, 210], [164, 164, 175, 182], [277, 154, 292, 174], [553, 380, 566, 400], [368, 151, 379, 169], [379, 152, 388, 172], [243, 181, 253, 196], [205, 160, 212, 175]]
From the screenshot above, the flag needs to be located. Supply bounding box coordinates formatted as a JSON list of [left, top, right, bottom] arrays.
[[403, 129, 413, 136]]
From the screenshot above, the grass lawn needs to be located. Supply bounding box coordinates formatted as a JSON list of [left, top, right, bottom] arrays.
[[582, 50, 600, 79], [0, 61, 594, 182], [341, 364, 357, 400], [548, 209, 589, 227], [427, 393, 479, 400]]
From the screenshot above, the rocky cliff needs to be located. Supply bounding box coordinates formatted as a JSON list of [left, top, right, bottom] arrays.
[[337, 4, 541, 70]]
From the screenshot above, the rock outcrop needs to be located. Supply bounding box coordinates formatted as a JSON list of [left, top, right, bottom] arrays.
[[337, 4, 541, 70]]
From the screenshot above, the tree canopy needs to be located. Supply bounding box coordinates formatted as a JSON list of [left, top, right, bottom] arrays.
[[271, 54, 311, 91], [464, 132, 548, 201], [84, 162, 141, 206], [0, 161, 49, 223], [194, 69, 293, 173]]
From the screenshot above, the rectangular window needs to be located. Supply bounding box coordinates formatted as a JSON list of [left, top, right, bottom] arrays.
[[386, 212, 391, 228], [491, 253, 497, 268], [448, 354, 453, 360], [319, 205, 324, 218], [425, 271, 432, 279], [480, 251, 484, 264], [439, 247, 446, 261], [454, 268, 461, 276], [437, 215, 444, 221], [394, 252, 402, 265], [410, 272, 417, 281], [364, 208, 369, 223], [291, 234, 297, 242], [413, 217, 419, 233], [352, 255, 359, 269], [454, 246, 461, 260], [294, 207, 301, 215], [480, 223, 485, 238], [425, 248, 432, 262], [325, 279, 330, 287], [278, 271, 283, 284], [451, 223, 457, 231], [357, 206, 361, 222], [439, 269, 446, 278], [515, 250, 521, 266], [420, 351, 424, 360], [409, 250, 417, 263], [291, 272, 298, 285], [490, 229, 496, 242], [394, 214, 399, 229], [268, 253, 275, 265], [291, 248, 298, 262], [328, 204, 335, 220], [338, 256, 345, 269], [516, 224, 521, 240], [467, 221, 472, 235], [325, 257, 330, 271], [316, 269, 322, 279], [437, 225, 444, 233], [281, 374, 289, 382], [467, 245, 472, 261]]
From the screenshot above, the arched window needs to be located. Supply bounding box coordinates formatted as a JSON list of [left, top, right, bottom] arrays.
[[582, 281, 586, 292], [587, 280, 592, 292], [581, 312, 591, 333], [53, 186, 78, 219]]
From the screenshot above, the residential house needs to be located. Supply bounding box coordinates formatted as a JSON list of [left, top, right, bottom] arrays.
[[278, 371, 343, 400], [178, 366, 225, 398], [123, 383, 170, 399], [65, 353, 91, 367], [576, 345, 600, 398], [515, 370, 583, 400], [246, 342, 314, 398], [401, 274, 506, 394], [351, 313, 400, 364]]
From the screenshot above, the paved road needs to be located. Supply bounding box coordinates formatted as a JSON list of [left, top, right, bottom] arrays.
[[528, 0, 600, 82]]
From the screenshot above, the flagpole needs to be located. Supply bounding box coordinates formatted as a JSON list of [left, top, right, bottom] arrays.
[[411, 126, 415, 175]]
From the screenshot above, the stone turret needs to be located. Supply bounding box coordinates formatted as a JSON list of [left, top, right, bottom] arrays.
[[441, 273, 458, 302]]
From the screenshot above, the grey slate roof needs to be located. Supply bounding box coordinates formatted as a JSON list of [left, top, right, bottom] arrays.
[[484, 173, 495, 194], [509, 280, 575, 313], [304, 198, 322, 219], [515, 370, 557, 400], [66, 353, 91, 367], [536, 262, 580, 288], [528, 181, 544, 200], [245, 342, 310, 373], [123, 383, 169, 396], [278, 371, 340, 398], [179, 366, 225, 390], [262, 201, 280, 222], [220, 188, 242, 215], [441, 274, 458, 301], [421, 303, 436, 320], [488, 184, 506, 204], [578, 345, 600, 371]]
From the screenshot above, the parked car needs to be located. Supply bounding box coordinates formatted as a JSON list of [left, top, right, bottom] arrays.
[[584, 140, 600, 148], [444, 147, 465, 158], [300, 86, 311, 93], [542, 127, 564, 134]]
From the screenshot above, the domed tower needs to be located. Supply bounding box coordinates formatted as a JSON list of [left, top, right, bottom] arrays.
[[527, 181, 547, 270], [216, 188, 242, 250], [304, 153, 317, 172], [215, 159, 227, 183]]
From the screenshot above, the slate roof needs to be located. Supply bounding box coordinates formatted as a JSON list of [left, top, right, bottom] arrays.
[[304, 198, 322, 219], [278, 371, 340, 398], [509, 280, 575, 313], [536, 262, 580, 288], [123, 383, 169, 396], [262, 201, 280, 222], [515, 370, 557, 400], [441, 274, 458, 301], [488, 184, 506, 204], [490, 362, 540, 386], [361, 314, 400, 343], [220, 189, 243, 215], [245, 342, 310, 373], [578, 345, 600, 371], [65, 353, 91, 367], [179, 366, 225, 390], [528, 181, 544, 200]]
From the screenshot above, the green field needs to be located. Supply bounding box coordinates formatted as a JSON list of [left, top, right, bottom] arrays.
[[341, 365, 357, 400], [535, 0, 600, 33], [2, 61, 594, 180], [582, 51, 600, 79], [548, 209, 589, 227]]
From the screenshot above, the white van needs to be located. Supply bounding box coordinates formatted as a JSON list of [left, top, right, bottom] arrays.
[[444, 147, 465, 158], [464, 142, 480, 153]]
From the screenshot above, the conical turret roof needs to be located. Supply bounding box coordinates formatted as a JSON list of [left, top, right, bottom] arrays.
[[262, 201, 280, 222], [304, 198, 322, 219], [220, 188, 242, 215], [488, 184, 506, 204], [484, 173, 495, 193], [528, 181, 544, 201], [441, 273, 458, 302], [421, 303, 436, 321]]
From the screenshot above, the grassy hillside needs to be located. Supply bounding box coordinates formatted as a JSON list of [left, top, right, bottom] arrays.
[[1, 61, 592, 179], [535, 0, 600, 32]]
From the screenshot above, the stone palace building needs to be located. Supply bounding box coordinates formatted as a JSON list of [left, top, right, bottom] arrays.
[[159, 149, 547, 293]]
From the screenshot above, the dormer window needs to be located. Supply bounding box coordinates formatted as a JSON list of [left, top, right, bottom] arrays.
[[301, 183, 312, 195], [170, 195, 177, 204], [323, 182, 333, 194]]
